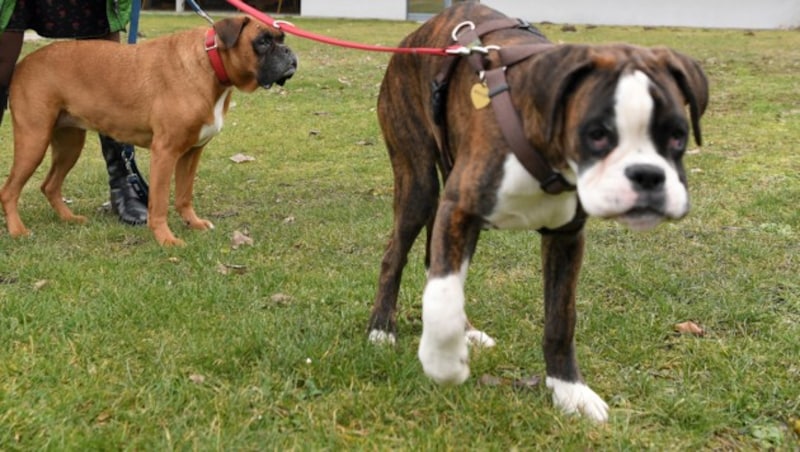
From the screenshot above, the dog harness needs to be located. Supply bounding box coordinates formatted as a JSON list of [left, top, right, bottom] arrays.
[[432, 19, 575, 196]]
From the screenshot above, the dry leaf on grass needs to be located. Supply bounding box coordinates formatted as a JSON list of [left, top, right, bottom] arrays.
[[512, 375, 542, 390], [478, 374, 508, 386], [217, 263, 248, 275], [231, 230, 254, 249], [478, 374, 541, 391], [188, 373, 205, 384], [674, 320, 705, 337], [229, 153, 255, 163], [95, 411, 112, 424], [33, 280, 48, 291], [270, 293, 294, 304]]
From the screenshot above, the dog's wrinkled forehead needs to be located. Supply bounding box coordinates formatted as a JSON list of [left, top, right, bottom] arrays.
[[554, 45, 707, 162], [594, 46, 708, 144], [214, 16, 286, 49], [251, 27, 287, 55], [253, 25, 286, 43], [569, 65, 689, 165]]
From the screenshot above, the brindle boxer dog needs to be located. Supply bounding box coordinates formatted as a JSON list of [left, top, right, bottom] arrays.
[[367, 2, 708, 422], [1, 16, 296, 246]]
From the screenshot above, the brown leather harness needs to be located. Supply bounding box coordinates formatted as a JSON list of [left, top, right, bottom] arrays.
[[431, 18, 586, 233], [432, 18, 575, 195]]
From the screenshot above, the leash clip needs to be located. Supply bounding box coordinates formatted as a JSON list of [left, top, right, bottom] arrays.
[[446, 44, 501, 57], [472, 44, 500, 55], [445, 46, 471, 56]]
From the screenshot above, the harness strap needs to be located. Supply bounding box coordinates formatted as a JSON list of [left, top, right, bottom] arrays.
[[483, 68, 573, 194], [432, 20, 575, 195], [453, 18, 523, 74], [456, 34, 574, 195], [432, 18, 527, 176], [497, 43, 554, 66]]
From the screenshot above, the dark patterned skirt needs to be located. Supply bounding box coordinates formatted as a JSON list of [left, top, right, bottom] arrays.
[[6, 0, 111, 38]]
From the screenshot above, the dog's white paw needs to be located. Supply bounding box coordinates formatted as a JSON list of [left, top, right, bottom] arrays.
[[419, 327, 469, 384], [368, 329, 396, 346], [465, 328, 496, 348], [546, 377, 609, 423], [418, 274, 470, 385]]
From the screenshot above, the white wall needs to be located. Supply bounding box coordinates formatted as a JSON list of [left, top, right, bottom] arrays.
[[483, 0, 800, 29], [299, 0, 800, 29], [301, 0, 406, 20]]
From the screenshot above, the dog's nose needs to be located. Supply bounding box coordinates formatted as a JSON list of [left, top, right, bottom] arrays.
[[625, 164, 665, 191]]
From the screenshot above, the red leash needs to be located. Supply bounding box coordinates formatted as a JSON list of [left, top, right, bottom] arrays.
[[225, 0, 461, 56]]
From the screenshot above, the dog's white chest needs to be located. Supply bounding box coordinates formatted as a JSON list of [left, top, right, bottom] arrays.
[[484, 155, 578, 230], [194, 88, 231, 147]]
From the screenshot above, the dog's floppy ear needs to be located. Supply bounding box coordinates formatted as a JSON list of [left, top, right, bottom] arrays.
[[651, 47, 709, 146], [214, 16, 250, 49], [528, 45, 598, 144]]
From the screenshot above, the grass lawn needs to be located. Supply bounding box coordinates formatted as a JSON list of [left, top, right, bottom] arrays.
[[1, 11, 799, 450]]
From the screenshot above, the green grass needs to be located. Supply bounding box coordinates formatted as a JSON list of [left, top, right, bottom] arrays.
[[2, 12, 799, 450]]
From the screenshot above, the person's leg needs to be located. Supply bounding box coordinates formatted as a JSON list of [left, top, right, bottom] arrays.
[[98, 135, 149, 225], [95, 31, 149, 225], [0, 31, 24, 127]]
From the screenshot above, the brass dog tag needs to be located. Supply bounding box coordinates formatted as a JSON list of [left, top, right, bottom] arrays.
[[470, 82, 490, 110]]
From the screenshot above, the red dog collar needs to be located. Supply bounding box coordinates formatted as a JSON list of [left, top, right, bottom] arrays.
[[204, 28, 232, 86]]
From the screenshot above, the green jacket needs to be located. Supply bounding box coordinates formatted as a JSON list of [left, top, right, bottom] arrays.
[[0, 0, 132, 34]]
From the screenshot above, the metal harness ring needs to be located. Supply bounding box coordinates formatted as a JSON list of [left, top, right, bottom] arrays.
[[451, 21, 476, 41], [272, 20, 295, 30]]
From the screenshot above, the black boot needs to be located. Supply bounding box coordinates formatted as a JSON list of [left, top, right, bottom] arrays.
[[99, 135, 149, 225]]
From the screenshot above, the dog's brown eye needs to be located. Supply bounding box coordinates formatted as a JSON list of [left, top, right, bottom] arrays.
[[253, 34, 274, 55], [589, 129, 609, 147], [584, 125, 616, 157], [667, 130, 687, 153]]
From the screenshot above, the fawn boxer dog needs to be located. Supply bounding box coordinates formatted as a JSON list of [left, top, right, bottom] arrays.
[[367, 2, 708, 422], [1, 16, 296, 246]]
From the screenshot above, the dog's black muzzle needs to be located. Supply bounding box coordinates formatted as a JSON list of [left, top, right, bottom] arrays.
[[259, 46, 297, 89]]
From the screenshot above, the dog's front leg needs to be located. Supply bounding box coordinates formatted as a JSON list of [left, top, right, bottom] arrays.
[[418, 200, 482, 384], [175, 146, 214, 231], [541, 230, 609, 422], [148, 147, 183, 247]]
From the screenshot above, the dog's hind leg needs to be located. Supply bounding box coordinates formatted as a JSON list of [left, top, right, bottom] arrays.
[[42, 127, 88, 224], [541, 231, 609, 422], [0, 127, 53, 236], [368, 143, 440, 346]]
